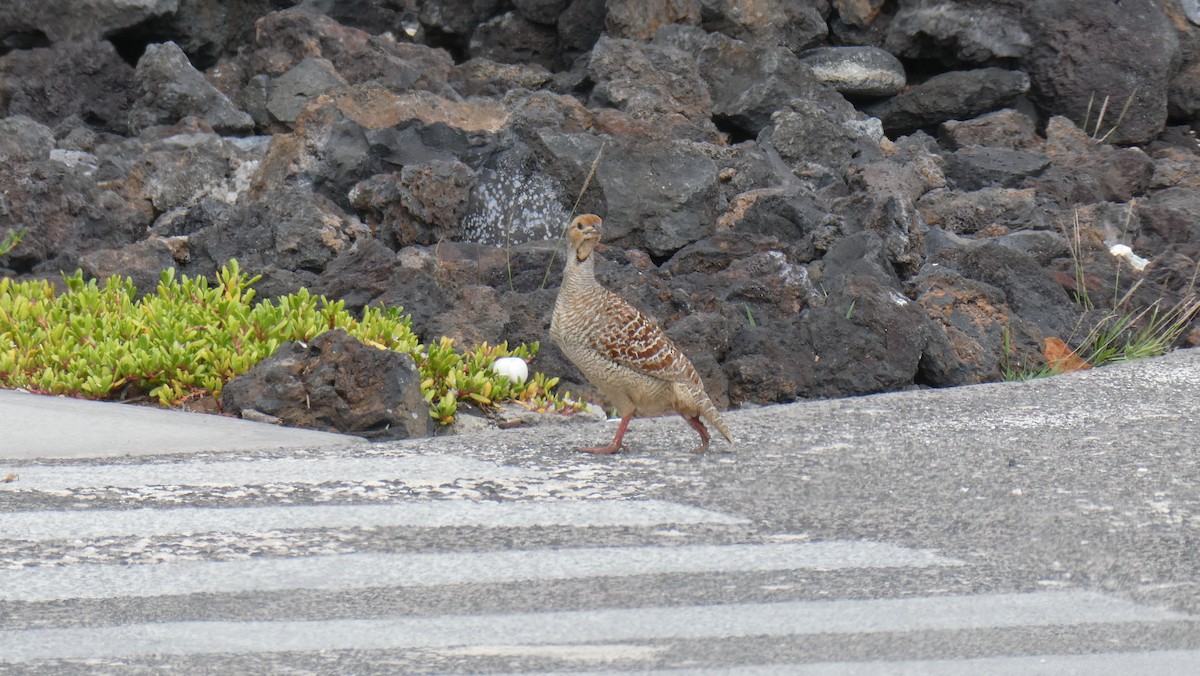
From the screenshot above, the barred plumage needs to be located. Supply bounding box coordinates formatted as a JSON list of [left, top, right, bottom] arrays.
[[550, 214, 734, 453]]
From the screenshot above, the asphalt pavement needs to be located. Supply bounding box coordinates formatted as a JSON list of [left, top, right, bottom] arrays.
[[1, 348, 1198, 673]]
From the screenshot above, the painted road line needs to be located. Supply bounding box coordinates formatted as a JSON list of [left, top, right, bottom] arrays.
[[1, 592, 1188, 661], [555, 650, 1200, 676], [6, 455, 540, 491], [0, 541, 964, 602], [0, 500, 747, 541]]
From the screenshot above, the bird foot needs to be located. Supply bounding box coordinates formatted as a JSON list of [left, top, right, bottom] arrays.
[[576, 443, 627, 454]]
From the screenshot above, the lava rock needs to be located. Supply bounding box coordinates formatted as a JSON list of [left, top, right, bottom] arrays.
[[451, 58, 552, 97], [78, 239, 177, 296], [911, 265, 1043, 386], [0, 136, 151, 273], [294, 0, 418, 36], [531, 130, 721, 256], [798, 46, 906, 98], [460, 164, 567, 247], [831, 0, 887, 29], [942, 147, 1050, 191], [939, 109, 1041, 150], [700, 0, 828, 52], [185, 187, 369, 290], [1035, 116, 1155, 204], [267, 57, 348, 124], [372, 265, 453, 341], [797, 275, 936, 398], [0, 40, 136, 135], [917, 187, 1047, 235], [760, 98, 885, 172], [587, 34, 715, 136], [1168, 0, 1200, 120], [606, 0, 701, 41], [469, 11, 560, 71], [221, 329, 432, 440], [0, 115, 53, 163], [512, 0, 569, 26], [0, 0, 177, 42], [247, 10, 455, 96], [864, 68, 1030, 135], [256, 87, 504, 208], [934, 241, 1078, 338], [886, 0, 1030, 63], [312, 237, 399, 312], [403, 160, 476, 230], [1139, 187, 1200, 246], [996, 230, 1072, 265], [656, 24, 820, 137], [1022, 0, 1178, 145], [351, 159, 478, 248], [129, 42, 254, 135]]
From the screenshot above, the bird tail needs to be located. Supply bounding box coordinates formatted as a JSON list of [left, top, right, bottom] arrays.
[[674, 379, 734, 446], [691, 388, 734, 446], [702, 403, 735, 445]]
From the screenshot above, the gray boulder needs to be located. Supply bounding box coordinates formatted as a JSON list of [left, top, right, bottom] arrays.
[[1022, 0, 1179, 145], [799, 46, 906, 98], [885, 0, 1030, 63], [0, 40, 136, 135], [221, 329, 433, 440], [129, 42, 253, 134], [864, 68, 1030, 135], [656, 25, 821, 137]]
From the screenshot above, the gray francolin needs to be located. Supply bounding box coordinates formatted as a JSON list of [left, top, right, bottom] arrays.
[[550, 214, 734, 454]]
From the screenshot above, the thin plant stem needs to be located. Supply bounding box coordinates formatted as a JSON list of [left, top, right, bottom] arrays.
[[1083, 92, 1095, 135], [1097, 90, 1137, 144], [1092, 94, 1110, 140], [540, 141, 606, 290]]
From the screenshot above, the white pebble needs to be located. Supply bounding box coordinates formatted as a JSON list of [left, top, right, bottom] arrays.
[[491, 357, 529, 384]]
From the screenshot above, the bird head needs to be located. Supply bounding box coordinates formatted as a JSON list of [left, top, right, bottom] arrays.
[[567, 214, 603, 262]]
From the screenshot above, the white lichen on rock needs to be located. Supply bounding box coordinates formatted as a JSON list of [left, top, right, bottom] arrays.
[[461, 168, 569, 246]]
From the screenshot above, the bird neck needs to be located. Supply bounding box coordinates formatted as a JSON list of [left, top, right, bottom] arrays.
[[562, 248, 599, 293]]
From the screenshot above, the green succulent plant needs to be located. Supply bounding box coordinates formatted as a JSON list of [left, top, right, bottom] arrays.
[[0, 260, 584, 424], [0, 228, 25, 257]]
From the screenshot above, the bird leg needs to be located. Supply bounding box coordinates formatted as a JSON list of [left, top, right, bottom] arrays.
[[682, 414, 711, 453], [578, 413, 633, 454]]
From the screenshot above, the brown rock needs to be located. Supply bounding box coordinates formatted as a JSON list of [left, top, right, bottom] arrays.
[[220, 329, 433, 440], [833, 0, 886, 27], [918, 188, 1044, 235], [912, 266, 1042, 385], [605, 0, 701, 41], [302, 87, 510, 133], [587, 35, 714, 135], [940, 109, 1041, 150]]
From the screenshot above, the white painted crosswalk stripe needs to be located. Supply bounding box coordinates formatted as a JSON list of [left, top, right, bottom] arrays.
[[0, 541, 964, 602], [552, 650, 1200, 676], [9, 455, 541, 491], [0, 500, 747, 541], [1, 591, 1187, 662], [3, 451, 1194, 672]]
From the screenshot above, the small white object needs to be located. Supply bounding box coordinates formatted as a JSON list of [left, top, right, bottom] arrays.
[[491, 357, 529, 384], [1108, 243, 1149, 271]]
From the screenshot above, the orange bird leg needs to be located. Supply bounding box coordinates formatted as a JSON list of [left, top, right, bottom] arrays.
[[578, 413, 634, 454], [682, 414, 711, 453]]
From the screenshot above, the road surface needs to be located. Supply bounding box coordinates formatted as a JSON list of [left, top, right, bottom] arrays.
[[2, 349, 1198, 673]]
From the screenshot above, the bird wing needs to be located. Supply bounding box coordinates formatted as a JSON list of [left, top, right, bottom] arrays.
[[588, 291, 700, 385]]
